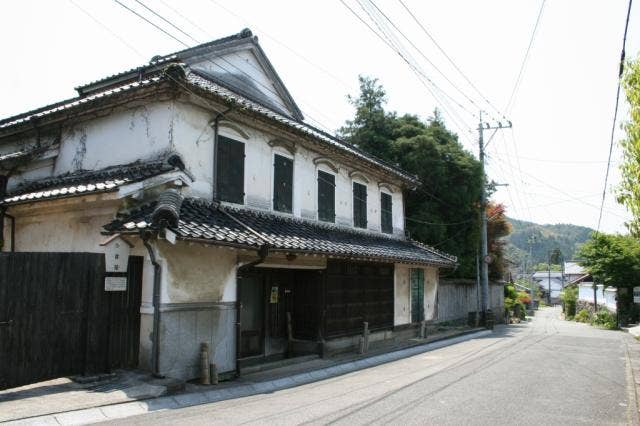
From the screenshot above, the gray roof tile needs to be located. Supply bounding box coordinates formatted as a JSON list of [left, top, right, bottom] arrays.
[[104, 198, 456, 267]]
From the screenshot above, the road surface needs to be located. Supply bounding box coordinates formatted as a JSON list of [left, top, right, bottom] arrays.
[[107, 307, 635, 425]]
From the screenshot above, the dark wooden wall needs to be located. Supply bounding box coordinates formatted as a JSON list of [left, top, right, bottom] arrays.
[[0, 253, 142, 390], [324, 260, 394, 338]]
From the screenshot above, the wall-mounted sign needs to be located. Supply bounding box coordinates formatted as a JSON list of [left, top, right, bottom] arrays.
[[100, 234, 133, 273], [270, 286, 279, 304], [105, 276, 127, 292], [634, 287, 640, 303]]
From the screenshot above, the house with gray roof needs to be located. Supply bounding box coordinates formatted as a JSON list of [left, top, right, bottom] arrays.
[[0, 30, 457, 383]]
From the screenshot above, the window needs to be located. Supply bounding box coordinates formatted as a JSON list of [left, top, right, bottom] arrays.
[[273, 154, 293, 213], [216, 135, 245, 204], [411, 268, 425, 323], [353, 182, 367, 228], [381, 192, 393, 234], [318, 170, 335, 222]]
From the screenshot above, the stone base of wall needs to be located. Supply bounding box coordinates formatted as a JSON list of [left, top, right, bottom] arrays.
[[149, 302, 237, 381]]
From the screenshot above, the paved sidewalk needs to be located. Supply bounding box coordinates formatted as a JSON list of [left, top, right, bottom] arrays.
[[1, 328, 491, 425]]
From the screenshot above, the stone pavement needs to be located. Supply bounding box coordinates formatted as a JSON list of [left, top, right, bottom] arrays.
[[0, 328, 491, 425]]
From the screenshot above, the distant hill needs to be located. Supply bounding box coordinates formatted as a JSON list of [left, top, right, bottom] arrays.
[[504, 218, 593, 269]]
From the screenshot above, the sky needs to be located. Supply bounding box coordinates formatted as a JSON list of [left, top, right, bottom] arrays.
[[0, 0, 638, 234]]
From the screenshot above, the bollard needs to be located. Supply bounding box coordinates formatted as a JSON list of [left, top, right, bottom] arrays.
[[363, 321, 369, 353], [200, 343, 210, 385], [210, 363, 218, 385], [420, 320, 427, 339]]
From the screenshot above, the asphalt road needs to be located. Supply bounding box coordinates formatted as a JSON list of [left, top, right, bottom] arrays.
[[108, 307, 635, 425]]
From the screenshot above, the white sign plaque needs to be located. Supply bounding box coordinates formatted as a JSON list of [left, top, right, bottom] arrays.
[[105, 276, 128, 292], [102, 236, 131, 273]]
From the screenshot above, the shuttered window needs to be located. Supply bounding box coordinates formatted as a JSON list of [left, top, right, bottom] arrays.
[[411, 268, 425, 323], [318, 170, 335, 222], [381, 192, 393, 234], [216, 136, 245, 204], [273, 154, 293, 213], [353, 182, 367, 229]]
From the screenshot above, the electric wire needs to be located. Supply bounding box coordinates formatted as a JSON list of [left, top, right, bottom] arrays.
[[113, 0, 338, 135], [397, 0, 508, 122], [505, 0, 546, 114], [596, 0, 633, 233]]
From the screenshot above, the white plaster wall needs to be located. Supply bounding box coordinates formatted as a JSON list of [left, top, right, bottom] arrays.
[[4, 197, 120, 253], [394, 264, 411, 325], [170, 102, 406, 235], [424, 267, 438, 321], [156, 241, 238, 304], [55, 102, 174, 174]]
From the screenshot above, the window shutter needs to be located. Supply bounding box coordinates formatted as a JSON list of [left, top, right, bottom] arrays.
[[318, 171, 335, 222], [411, 268, 425, 323], [381, 192, 393, 234], [273, 154, 293, 213], [217, 136, 245, 204], [353, 182, 367, 228]]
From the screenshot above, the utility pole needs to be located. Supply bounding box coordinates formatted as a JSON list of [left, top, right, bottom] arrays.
[[478, 111, 512, 323]]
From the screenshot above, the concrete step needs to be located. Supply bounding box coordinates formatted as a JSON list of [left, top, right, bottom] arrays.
[[240, 354, 320, 375]]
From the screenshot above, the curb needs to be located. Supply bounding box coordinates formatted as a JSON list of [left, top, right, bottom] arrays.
[[9, 329, 492, 425]]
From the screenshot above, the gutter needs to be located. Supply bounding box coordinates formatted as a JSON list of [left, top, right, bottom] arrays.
[[142, 231, 163, 378]]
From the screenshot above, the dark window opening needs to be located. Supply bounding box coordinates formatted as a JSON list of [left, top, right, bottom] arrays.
[[381, 192, 393, 234], [411, 268, 425, 323], [273, 154, 293, 213], [353, 182, 367, 228], [317, 170, 335, 222], [216, 136, 245, 204]]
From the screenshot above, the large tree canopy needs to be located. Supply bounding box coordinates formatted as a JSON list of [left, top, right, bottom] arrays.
[[339, 76, 493, 278], [618, 54, 640, 236]]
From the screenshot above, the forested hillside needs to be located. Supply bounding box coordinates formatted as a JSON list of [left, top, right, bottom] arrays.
[[504, 218, 593, 267]]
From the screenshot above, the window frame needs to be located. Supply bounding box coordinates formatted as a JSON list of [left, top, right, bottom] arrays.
[[216, 135, 246, 205], [352, 180, 368, 229], [317, 169, 336, 223], [380, 191, 393, 234], [271, 150, 295, 214]]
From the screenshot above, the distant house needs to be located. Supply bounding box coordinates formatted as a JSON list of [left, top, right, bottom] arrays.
[[532, 271, 564, 303], [564, 261, 587, 284]]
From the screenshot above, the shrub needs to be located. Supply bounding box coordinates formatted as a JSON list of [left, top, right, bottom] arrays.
[[591, 309, 617, 330], [516, 301, 527, 320], [517, 291, 531, 305], [504, 285, 517, 300], [575, 309, 591, 323], [504, 297, 515, 311], [560, 287, 578, 318]]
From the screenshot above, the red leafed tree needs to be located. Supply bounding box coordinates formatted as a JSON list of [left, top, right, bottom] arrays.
[[487, 202, 512, 280]]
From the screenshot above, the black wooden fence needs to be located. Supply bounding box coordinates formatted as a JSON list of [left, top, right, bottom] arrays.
[[0, 252, 142, 390]]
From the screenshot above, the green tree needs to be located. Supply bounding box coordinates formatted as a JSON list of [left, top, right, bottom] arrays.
[[339, 76, 486, 277], [577, 232, 640, 324], [618, 54, 640, 236]]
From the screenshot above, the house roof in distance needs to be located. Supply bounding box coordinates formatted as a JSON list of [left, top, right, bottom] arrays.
[[104, 197, 457, 267]]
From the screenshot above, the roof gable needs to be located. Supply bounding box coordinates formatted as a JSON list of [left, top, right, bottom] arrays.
[[75, 29, 304, 121]]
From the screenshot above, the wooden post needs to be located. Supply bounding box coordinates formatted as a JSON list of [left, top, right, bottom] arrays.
[[363, 322, 369, 353], [286, 312, 293, 357], [420, 320, 427, 339], [200, 343, 210, 385]]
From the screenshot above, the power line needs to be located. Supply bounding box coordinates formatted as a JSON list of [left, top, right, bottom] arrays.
[[369, 0, 484, 121], [134, 0, 200, 44], [339, 0, 476, 147], [597, 0, 633, 233], [397, 0, 508, 122], [113, 0, 338, 134], [113, 0, 190, 46], [505, 0, 546, 114]]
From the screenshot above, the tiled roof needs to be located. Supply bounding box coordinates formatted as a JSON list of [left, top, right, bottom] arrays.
[[104, 198, 457, 267], [2, 156, 177, 205]]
